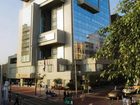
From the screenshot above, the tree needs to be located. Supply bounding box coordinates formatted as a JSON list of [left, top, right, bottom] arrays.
[[66, 81, 75, 90], [96, 0, 140, 86], [53, 78, 62, 87]]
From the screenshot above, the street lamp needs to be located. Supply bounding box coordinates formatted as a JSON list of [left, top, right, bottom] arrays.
[[74, 60, 78, 97], [34, 73, 38, 95]]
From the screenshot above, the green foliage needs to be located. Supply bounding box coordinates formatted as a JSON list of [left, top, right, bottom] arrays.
[[53, 78, 62, 85], [66, 82, 75, 90], [66, 80, 81, 90], [96, 0, 140, 86], [88, 73, 100, 87], [117, 0, 137, 14], [83, 72, 108, 88]]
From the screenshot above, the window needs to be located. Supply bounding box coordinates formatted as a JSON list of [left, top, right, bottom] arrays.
[[41, 6, 63, 32], [85, 0, 99, 7], [10, 58, 17, 64], [57, 6, 63, 30], [51, 47, 57, 58], [41, 10, 51, 32], [73, 0, 110, 60], [21, 8, 31, 62], [47, 79, 50, 87], [21, 55, 30, 62], [57, 46, 64, 58], [47, 64, 53, 72], [51, 9, 57, 30], [86, 64, 90, 71], [59, 64, 66, 72]]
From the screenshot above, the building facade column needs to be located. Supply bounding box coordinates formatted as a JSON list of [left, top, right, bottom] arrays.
[[20, 78, 23, 87]]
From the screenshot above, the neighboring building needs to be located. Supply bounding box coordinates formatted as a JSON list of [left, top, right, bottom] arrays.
[[17, 0, 110, 87], [0, 63, 8, 84]]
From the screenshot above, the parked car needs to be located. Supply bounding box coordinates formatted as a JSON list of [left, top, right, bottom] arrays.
[[108, 89, 123, 100]]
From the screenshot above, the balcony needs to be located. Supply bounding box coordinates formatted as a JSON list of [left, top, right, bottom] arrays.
[[38, 29, 65, 46], [40, 0, 65, 9], [38, 58, 68, 72], [38, 59, 68, 65], [77, 0, 99, 14]]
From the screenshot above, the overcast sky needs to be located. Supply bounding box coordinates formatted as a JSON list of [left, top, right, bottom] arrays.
[[0, 0, 120, 64]]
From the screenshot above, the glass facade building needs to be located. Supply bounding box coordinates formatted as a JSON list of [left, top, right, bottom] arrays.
[[73, 0, 110, 59], [16, 0, 110, 87], [85, 0, 99, 6]]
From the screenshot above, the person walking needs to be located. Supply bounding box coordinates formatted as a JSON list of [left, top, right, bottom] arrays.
[[63, 90, 67, 100], [2, 81, 9, 105]]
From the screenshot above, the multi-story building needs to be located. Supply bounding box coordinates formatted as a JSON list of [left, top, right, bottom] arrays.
[[0, 64, 8, 84], [17, 0, 110, 87]]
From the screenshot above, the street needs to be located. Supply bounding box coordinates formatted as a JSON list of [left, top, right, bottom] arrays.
[[11, 93, 64, 105], [10, 85, 124, 105]]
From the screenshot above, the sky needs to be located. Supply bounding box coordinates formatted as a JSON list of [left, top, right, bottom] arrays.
[[0, 0, 120, 64]]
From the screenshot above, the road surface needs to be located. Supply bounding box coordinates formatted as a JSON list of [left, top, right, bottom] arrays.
[[11, 85, 140, 105]]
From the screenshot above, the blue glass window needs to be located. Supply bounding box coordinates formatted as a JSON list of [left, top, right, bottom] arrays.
[[73, 0, 110, 59], [85, 0, 99, 7]]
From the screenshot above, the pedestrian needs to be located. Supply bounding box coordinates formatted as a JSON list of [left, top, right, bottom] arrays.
[[45, 90, 49, 99], [122, 97, 126, 105], [63, 90, 67, 100], [67, 91, 70, 97], [14, 94, 20, 105], [2, 81, 9, 105]]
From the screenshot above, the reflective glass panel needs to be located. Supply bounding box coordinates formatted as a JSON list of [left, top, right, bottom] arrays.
[[73, 0, 110, 59], [85, 0, 99, 7]]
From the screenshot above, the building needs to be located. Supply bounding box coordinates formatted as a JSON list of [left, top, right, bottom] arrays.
[[7, 54, 19, 85], [0, 63, 8, 84], [17, 0, 110, 87]]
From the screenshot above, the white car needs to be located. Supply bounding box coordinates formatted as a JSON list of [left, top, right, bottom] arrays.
[[122, 87, 136, 94]]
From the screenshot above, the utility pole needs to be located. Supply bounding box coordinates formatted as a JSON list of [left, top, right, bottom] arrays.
[[34, 74, 37, 95], [74, 60, 78, 96], [34, 55, 38, 96], [34, 41, 38, 96]]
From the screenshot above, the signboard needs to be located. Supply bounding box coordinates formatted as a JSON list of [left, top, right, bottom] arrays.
[[16, 73, 30, 78]]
